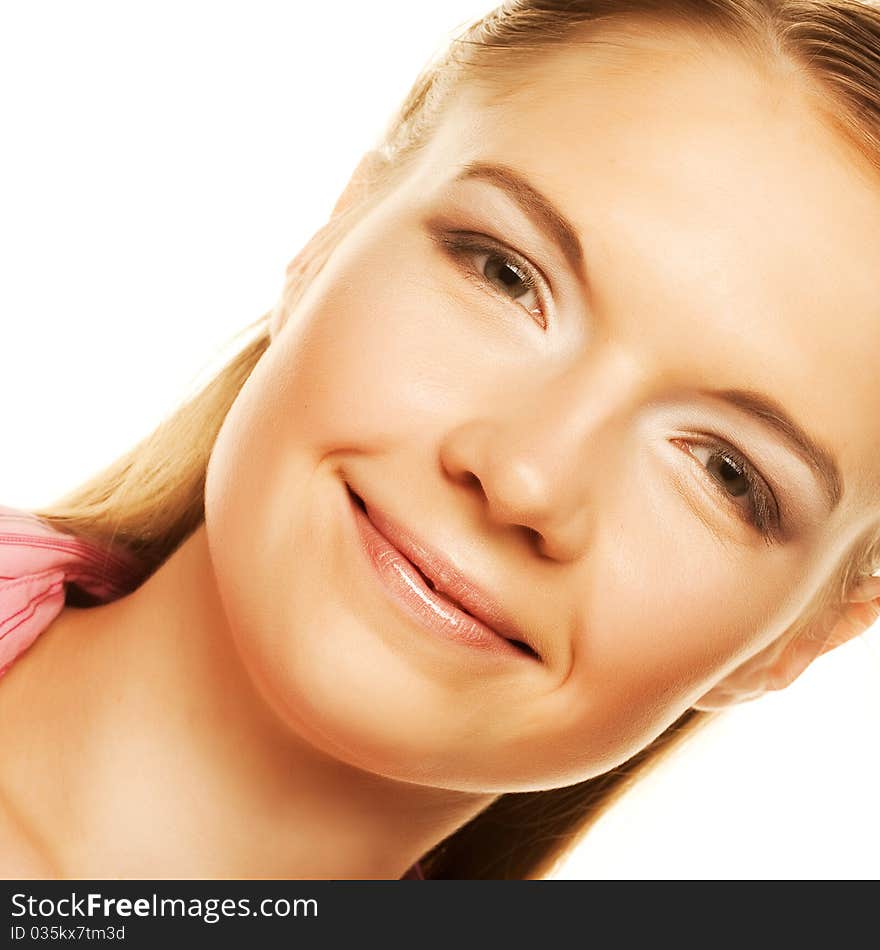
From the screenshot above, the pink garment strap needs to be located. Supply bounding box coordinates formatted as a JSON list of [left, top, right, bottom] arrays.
[[0, 506, 141, 678]]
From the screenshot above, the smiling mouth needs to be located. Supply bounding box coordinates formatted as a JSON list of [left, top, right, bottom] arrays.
[[348, 487, 541, 661]]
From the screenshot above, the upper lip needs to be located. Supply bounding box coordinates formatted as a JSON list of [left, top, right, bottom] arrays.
[[349, 484, 541, 661]]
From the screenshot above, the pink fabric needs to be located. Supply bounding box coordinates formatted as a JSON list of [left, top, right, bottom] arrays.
[[0, 504, 425, 879], [0, 505, 142, 679]]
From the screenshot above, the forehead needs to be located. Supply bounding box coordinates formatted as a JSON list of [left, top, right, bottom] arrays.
[[410, 25, 880, 501]]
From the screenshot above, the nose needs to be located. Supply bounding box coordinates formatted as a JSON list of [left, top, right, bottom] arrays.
[[438, 347, 643, 562]]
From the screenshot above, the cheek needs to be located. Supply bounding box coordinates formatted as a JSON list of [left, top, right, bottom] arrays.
[[543, 466, 808, 777], [273, 235, 543, 453], [201, 358, 440, 781], [270, 246, 471, 452]]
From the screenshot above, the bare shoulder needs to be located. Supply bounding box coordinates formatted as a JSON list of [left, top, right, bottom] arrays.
[[0, 794, 58, 879], [0, 634, 63, 878]]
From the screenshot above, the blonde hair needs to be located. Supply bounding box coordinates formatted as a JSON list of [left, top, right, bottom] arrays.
[[33, 0, 880, 878]]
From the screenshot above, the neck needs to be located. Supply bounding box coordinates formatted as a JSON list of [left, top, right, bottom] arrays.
[[0, 524, 494, 878]]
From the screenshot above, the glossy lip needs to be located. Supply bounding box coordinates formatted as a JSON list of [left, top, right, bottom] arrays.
[[345, 482, 542, 663]]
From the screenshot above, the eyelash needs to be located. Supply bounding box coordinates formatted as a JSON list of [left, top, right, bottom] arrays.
[[674, 437, 781, 544], [431, 227, 783, 544], [434, 231, 551, 329]]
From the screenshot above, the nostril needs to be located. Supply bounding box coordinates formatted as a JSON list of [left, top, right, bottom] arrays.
[[523, 526, 544, 548], [454, 470, 484, 496]]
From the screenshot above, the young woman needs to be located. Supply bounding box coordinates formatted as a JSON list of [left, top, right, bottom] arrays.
[[1, 0, 879, 880]]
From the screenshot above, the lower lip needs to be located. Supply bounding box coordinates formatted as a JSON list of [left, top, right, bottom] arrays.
[[347, 486, 529, 661]]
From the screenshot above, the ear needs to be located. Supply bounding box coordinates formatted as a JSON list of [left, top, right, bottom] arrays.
[[269, 148, 387, 341], [692, 575, 880, 712]]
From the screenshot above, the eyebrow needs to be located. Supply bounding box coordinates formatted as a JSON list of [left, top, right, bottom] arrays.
[[454, 161, 588, 282], [706, 388, 843, 510], [454, 162, 843, 511]]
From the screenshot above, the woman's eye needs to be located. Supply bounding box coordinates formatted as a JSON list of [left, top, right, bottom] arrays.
[[475, 251, 541, 313], [434, 232, 549, 328], [702, 446, 751, 498], [676, 439, 781, 543]]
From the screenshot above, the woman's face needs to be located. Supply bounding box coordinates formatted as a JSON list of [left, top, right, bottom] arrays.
[[204, 26, 880, 792]]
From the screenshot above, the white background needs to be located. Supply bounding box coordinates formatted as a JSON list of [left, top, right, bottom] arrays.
[[1, 1, 877, 878]]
